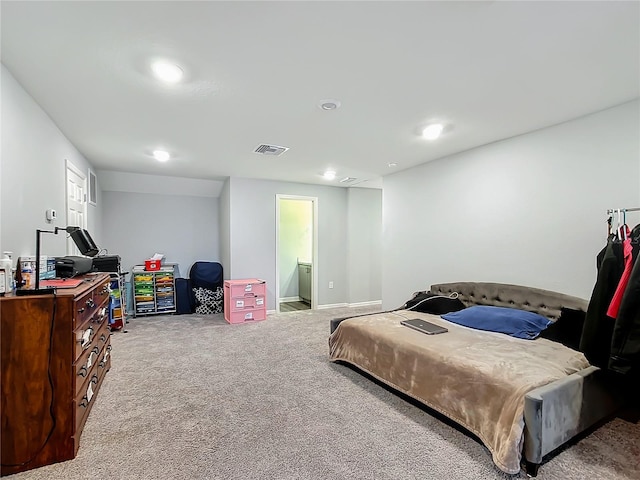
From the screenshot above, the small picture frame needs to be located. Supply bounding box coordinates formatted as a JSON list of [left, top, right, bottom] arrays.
[[88, 168, 97, 206]]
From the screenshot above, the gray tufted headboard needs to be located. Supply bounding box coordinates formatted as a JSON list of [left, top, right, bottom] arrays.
[[429, 282, 589, 322]]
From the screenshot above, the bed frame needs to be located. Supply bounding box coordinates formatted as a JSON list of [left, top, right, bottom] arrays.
[[331, 282, 625, 476]]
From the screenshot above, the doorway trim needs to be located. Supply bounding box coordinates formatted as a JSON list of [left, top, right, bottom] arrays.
[[275, 194, 319, 313]]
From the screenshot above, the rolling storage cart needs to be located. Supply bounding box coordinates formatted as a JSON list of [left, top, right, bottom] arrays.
[[132, 264, 177, 316]]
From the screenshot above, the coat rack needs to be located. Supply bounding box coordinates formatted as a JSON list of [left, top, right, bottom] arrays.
[[606, 208, 640, 238], [606, 207, 640, 214]]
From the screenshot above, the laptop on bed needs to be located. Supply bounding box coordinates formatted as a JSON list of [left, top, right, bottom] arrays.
[[400, 318, 448, 335]]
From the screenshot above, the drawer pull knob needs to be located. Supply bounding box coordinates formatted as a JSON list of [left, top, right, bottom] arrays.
[[86, 299, 95, 309], [78, 307, 85, 314], [78, 366, 88, 378], [91, 374, 99, 385], [79, 399, 89, 408]]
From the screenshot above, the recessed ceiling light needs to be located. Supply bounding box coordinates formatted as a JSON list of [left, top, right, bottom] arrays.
[[319, 99, 341, 111], [323, 170, 336, 180], [388, 162, 398, 168], [422, 123, 444, 140], [151, 61, 183, 83], [153, 149, 170, 162]]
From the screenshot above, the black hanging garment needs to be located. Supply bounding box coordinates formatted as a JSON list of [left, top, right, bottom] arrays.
[[609, 225, 640, 375], [579, 238, 624, 368]]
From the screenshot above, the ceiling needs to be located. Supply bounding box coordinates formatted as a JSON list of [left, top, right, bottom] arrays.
[[2, 1, 638, 189]]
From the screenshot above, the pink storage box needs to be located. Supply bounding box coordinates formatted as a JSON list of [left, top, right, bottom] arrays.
[[224, 279, 266, 298], [226, 308, 266, 324]]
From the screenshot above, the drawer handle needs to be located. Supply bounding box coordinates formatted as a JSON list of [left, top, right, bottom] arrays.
[[86, 299, 95, 309], [90, 374, 99, 385], [78, 307, 85, 314], [80, 327, 94, 348], [99, 334, 107, 343], [80, 381, 95, 407], [92, 308, 106, 324], [78, 366, 88, 378], [100, 344, 112, 368]]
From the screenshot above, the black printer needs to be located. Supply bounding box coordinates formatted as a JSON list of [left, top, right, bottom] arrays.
[[92, 255, 121, 273], [55, 256, 94, 278]]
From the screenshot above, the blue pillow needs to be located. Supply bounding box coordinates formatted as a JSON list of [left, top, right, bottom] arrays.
[[441, 305, 552, 340]]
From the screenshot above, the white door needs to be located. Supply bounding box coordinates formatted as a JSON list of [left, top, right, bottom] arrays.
[[65, 160, 87, 255]]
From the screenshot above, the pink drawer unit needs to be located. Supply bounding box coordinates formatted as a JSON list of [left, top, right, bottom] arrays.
[[224, 279, 267, 324], [226, 308, 267, 324]]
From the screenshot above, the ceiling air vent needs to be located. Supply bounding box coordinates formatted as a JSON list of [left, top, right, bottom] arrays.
[[253, 144, 289, 156], [340, 177, 357, 183]]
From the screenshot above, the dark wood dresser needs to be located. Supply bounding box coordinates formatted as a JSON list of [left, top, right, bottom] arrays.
[[1, 273, 112, 476]]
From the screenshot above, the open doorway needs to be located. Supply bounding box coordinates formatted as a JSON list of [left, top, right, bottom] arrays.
[[275, 195, 318, 313]]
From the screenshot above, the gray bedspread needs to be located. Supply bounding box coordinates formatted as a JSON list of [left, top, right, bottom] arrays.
[[329, 310, 590, 474]]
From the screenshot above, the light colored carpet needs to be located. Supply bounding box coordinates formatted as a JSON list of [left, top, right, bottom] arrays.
[[9, 307, 640, 479]]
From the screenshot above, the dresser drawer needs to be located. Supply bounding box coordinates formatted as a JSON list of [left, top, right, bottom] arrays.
[[224, 279, 266, 298], [73, 278, 110, 329], [226, 307, 266, 324], [74, 331, 110, 397], [74, 351, 110, 436], [74, 314, 109, 362], [93, 278, 111, 310], [230, 295, 264, 311]]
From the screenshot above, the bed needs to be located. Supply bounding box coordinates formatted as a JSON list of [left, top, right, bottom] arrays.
[[328, 282, 624, 476]]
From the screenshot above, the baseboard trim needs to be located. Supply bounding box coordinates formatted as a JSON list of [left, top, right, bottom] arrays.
[[317, 301, 382, 310], [279, 296, 301, 303], [267, 309, 276, 315], [349, 300, 382, 308], [317, 303, 349, 310]]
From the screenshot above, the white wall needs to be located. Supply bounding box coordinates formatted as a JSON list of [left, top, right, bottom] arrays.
[[219, 178, 231, 279], [348, 188, 382, 304], [1, 64, 102, 262], [382, 100, 640, 308], [228, 177, 349, 310], [278, 199, 313, 299], [101, 191, 220, 277]]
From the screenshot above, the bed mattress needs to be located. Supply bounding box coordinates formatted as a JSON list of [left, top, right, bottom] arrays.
[[328, 309, 590, 474]]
